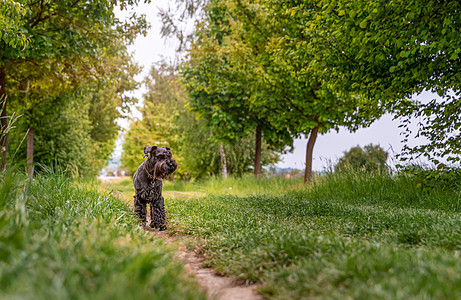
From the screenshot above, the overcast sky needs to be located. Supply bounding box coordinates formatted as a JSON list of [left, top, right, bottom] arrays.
[[115, 1, 432, 171]]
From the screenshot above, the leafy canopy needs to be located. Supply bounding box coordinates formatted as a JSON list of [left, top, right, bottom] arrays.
[[306, 0, 461, 167], [0, 0, 29, 48]]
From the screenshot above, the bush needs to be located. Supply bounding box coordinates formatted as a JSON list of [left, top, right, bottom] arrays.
[[335, 144, 388, 172], [400, 165, 461, 191]]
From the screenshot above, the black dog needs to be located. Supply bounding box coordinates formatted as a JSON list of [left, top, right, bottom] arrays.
[[133, 146, 177, 230]]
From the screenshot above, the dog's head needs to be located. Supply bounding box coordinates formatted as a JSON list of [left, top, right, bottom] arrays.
[[144, 146, 177, 180]]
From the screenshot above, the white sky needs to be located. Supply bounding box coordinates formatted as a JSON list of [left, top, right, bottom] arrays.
[[115, 1, 433, 171]]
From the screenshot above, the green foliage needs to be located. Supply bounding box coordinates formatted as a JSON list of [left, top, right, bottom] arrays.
[[1, 0, 149, 63], [121, 120, 153, 176], [400, 165, 461, 192], [335, 144, 388, 172], [6, 36, 141, 176], [309, 0, 461, 97], [0, 0, 28, 48], [0, 168, 206, 300], [399, 95, 461, 166], [181, 41, 287, 175], [121, 63, 188, 176], [163, 170, 461, 299], [1, 0, 148, 173], [8, 64, 135, 176], [179, 0, 386, 181], [29, 91, 94, 175], [303, 0, 461, 167], [174, 0, 461, 170], [122, 62, 280, 178], [180, 0, 296, 170]]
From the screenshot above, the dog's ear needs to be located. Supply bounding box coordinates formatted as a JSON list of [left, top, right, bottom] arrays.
[[144, 146, 152, 154], [143, 146, 158, 158], [144, 146, 157, 154]]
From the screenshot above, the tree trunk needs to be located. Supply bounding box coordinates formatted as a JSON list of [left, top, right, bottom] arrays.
[[27, 126, 34, 177], [254, 124, 262, 177], [219, 144, 228, 179], [0, 65, 8, 171], [304, 125, 319, 183]]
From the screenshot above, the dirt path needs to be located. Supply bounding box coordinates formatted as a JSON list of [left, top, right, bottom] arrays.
[[149, 230, 264, 300], [101, 176, 264, 299]]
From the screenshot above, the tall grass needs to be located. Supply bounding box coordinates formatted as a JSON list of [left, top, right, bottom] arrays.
[[303, 168, 461, 211], [0, 168, 206, 300], [0, 167, 28, 262]]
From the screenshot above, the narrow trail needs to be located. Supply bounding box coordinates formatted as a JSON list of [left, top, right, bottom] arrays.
[[102, 176, 264, 299], [148, 229, 264, 300]]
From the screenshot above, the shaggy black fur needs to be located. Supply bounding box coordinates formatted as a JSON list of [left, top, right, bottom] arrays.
[[133, 146, 177, 230]]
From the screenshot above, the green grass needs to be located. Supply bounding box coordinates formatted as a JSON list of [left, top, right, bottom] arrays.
[[105, 170, 461, 299], [153, 170, 461, 299], [100, 176, 136, 200], [162, 174, 305, 196], [105, 174, 304, 201], [0, 169, 206, 300]]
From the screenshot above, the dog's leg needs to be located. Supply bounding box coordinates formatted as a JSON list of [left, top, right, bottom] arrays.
[[149, 196, 166, 230], [133, 194, 147, 225]]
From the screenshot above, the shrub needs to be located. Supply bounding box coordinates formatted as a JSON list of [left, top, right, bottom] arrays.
[[335, 144, 388, 172]]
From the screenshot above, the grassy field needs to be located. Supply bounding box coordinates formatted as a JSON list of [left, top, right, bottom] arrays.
[[110, 171, 461, 299], [0, 168, 206, 300], [5, 168, 461, 299]]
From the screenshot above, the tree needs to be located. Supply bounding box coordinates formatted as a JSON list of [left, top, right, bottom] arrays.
[[181, 51, 291, 177], [166, 0, 461, 171], [335, 144, 388, 172], [6, 46, 140, 176], [0, 0, 149, 171], [122, 62, 279, 178], [122, 63, 185, 176], [177, 114, 279, 178], [159, 0, 207, 51], [182, 0, 384, 182], [8, 60, 139, 176], [263, 1, 390, 182], [180, 2, 293, 177], [303, 0, 461, 168], [162, 0, 291, 177]]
